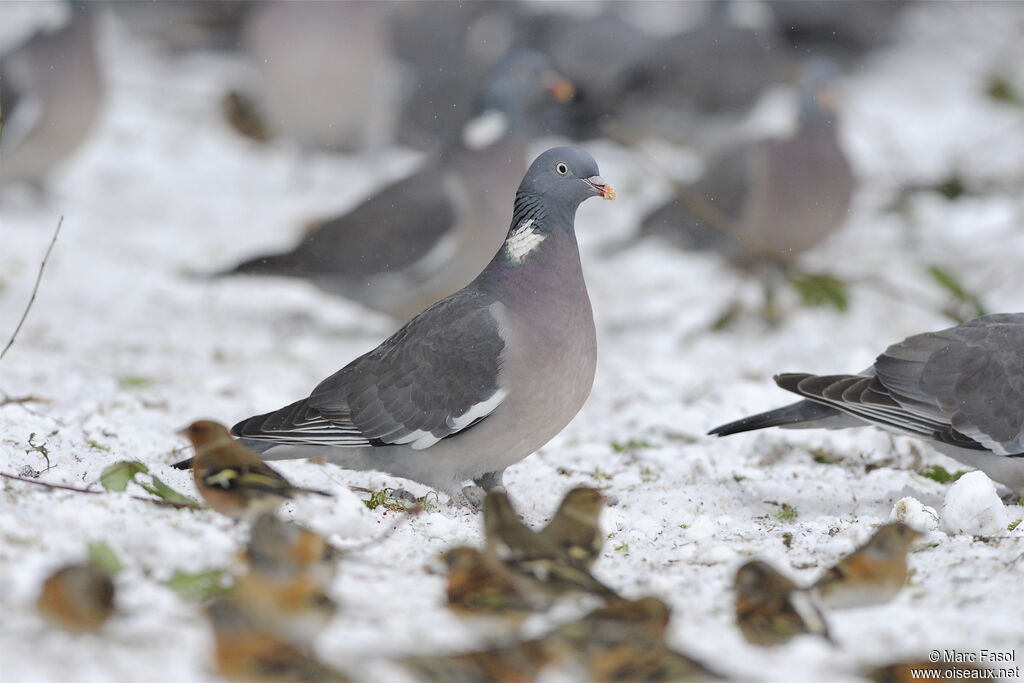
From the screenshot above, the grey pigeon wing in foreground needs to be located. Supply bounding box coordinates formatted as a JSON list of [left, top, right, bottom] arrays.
[[228, 147, 612, 504], [709, 314, 1024, 490]]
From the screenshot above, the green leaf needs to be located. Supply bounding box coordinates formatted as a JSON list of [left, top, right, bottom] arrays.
[[1008, 519, 1021, 532], [775, 503, 799, 523], [143, 475, 202, 507], [87, 542, 124, 576], [986, 76, 1024, 107], [611, 439, 651, 453], [363, 488, 408, 512], [927, 265, 986, 320], [790, 272, 849, 312], [927, 265, 968, 300], [166, 569, 231, 601], [118, 375, 152, 389], [100, 461, 149, 492], [918, 465, 967, 484]]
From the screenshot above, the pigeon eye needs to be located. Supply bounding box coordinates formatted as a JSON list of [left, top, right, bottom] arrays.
[[555, 162, 569, 175]]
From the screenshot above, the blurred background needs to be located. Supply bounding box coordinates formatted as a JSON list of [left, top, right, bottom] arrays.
[[4, 0, 1024, 327], [4, 1, 1024, 682]]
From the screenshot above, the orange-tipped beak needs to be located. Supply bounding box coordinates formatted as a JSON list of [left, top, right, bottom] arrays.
[[546, 74, 576, 103], [585, 175, 616, 200]]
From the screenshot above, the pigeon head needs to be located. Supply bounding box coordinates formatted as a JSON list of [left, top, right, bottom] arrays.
[[798, 58, 842, 122], [518, 146, 615, 207], [462, 50, 573, 149]]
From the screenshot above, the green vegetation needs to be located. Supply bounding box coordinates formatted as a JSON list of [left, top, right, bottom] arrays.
[[918, 464, 967, 484], [100, 460, 201, 507], [167, 569, 231, 601], [87, 542, 124, 575], [118, 375, 153, 389], [790, 272, 849, 312], [775, 504, 799, 523]]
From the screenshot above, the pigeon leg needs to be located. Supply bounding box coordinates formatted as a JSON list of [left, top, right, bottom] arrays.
[[473, 470, 506, 492]]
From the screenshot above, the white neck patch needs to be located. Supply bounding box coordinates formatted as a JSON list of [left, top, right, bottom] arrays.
[[504, 219, 546, 264]]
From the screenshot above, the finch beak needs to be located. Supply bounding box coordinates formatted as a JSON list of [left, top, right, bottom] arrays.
[[584, 176, 616, 200]]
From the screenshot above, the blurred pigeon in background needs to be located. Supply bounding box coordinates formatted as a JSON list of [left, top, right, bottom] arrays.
[[221, 147, 615, 506], [710, 313, 1024, 491], [390, 1, 519, 151], [519, 6, 651, 141], [217, 50, 573, 320], [613, 0, 787, 150], [767, 0, 910, 65], [638, 59, 854, 270], [108, 0, 250, 54], [0, 1, 103, 190], [237, 1, 400, 153]]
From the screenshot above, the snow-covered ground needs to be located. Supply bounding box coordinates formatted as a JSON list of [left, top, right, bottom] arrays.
[[3, 4, 1024, 682]]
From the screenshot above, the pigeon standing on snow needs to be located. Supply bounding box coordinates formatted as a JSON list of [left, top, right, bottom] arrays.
[[202, 148, 614, 507], [709, 314, 1024, 492], [0, 2, 103, 190], [639, 59, 853, 268], [217, 50, 572, 320]]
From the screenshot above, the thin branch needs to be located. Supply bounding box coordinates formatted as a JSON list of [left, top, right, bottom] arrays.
[[0, 393, 49, 407], [0, 471, 202, 510], [1, 216, 64, 360]]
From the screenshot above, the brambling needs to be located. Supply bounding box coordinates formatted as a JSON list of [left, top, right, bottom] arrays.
[[444, 546, 540, 624], [205, 598, 349, 682], [178, 420, 331, 519], [234, 543, 338, 647], [403, 639, 554, 683], [866, 660, 996, 682], [245, 513, 339, 589], [482, 491, 619, 601], [36, 563, 115, 634], [814, 523, 921, 610], [582, 642, 720, 683], [554, 597, 672, 646], [549, 598, 719, 682], [537, 487, 605, 570], [734, 560, 831, 647]]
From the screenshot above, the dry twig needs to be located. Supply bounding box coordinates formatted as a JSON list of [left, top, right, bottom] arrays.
[[1, 216, 64, 360], [0, 471, 202, 510]]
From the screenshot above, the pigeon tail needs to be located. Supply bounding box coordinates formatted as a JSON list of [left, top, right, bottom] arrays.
[[708, 399, 846, 436], [217, 250, 303, 278]]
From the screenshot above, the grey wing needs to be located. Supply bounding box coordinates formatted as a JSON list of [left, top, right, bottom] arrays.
[[292, 163, 457, 277], [879, 314, 1024, 455], [774, 314, 1024, 456], [225, 163, 457, 280], [234, 289, 507, 449], [640, 141, 755, 252]]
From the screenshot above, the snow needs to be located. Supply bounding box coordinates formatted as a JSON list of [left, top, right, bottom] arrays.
[[891, 497, 940, 533], [940, 472, 1008, 538], [2, 3, 1024, 682]]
